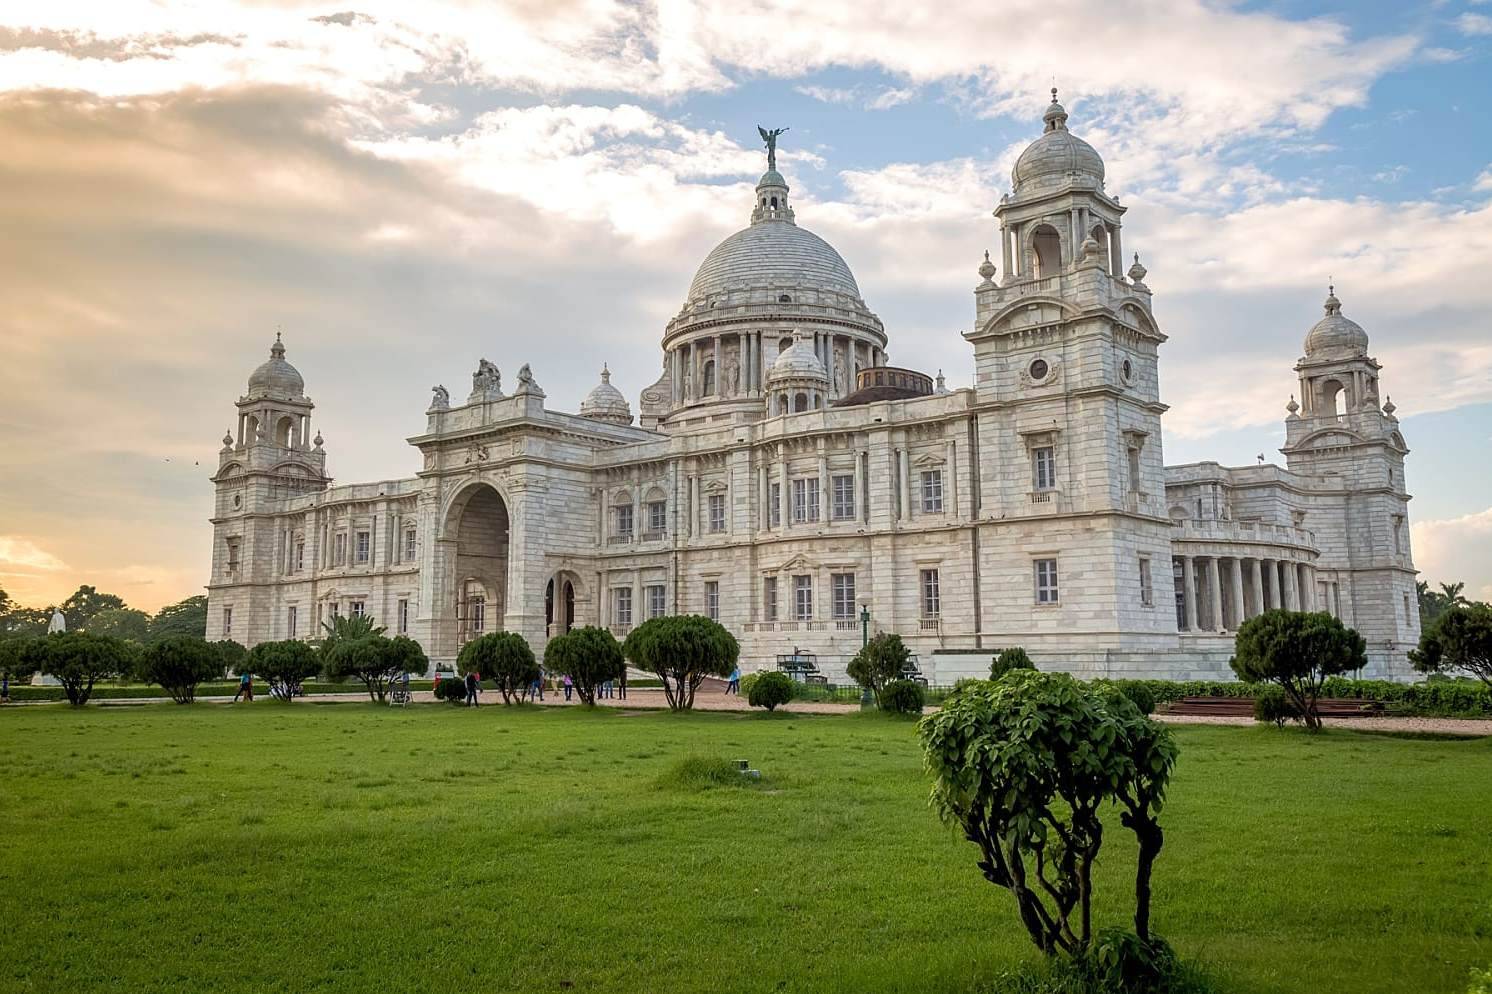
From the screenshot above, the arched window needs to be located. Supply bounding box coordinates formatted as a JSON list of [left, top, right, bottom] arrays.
[[778, 394, 789, 415], [778, 294, 792, 304], [1089, 223, 1110, 264], [779, 336, 792, 354], [245, 415, 260, 442], [275, 416, 294, 447], [1320, 378, 1348, 417], [794, 392, 809, 413], [770, 196, 778, 208], [464, 579, 486, 638], [1032, 224, 1062, 277], [702, 360, 716, 397]]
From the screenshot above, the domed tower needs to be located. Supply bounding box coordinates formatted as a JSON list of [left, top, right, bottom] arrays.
[[578, 364, 634, 425], [764, 330, 831, 415], [207, 335, 329, 641], [639, 128, 888, 428], [1282, 288, 1417, 669]]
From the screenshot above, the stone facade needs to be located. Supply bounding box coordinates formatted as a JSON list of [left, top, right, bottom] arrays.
[[206, 94, 1419, 682]]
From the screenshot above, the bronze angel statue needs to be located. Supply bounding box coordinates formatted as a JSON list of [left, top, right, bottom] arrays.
[[758, 126, 788, 171]]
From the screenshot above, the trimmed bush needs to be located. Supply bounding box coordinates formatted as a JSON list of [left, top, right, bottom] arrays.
[[990, 646, 1035, 680], [36, 631, 135, 706], [622, 615, 738, 711], [1109, 679, 1157, 716], [1253, 684, 1300, 728], [1231, 610, 1367, 730], [747, 671, 795, 711], [544, 626, 624, 706], [458, 632, 539, 704], [433, 677, 468, 704], [848, 632, 911, 706], [243, 640, 320, 699], [880, 678, 925, 714], [1080, 928, 1183, 994], [138, 637, 223, 704], [737, 671, 761, 701]]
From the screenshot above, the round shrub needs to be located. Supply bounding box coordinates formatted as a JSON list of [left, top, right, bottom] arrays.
[[1101, 679, 1157, 716], [1080, 928, 1180, 993], [433, 677, 468, 704], [990, 646, 1034, 680], [880, 678, 925, 714], [747, 671, 795, 711], [1252, 684, 1300, 727], [738, 671, 761, 701]]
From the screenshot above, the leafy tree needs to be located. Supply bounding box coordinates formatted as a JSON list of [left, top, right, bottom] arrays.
[[544, 626, 624, 706], [458, 632, 539, 704], [324, 633, 429, 701], [991, 646, 1035, 680], [919, 671, 1179, 957], [35, 631, 135, 706], [2, 606, 52, 639], [880, 678, 925, 714], [243, 640, 320, 700], [89, 607, 151, 642], [622, 615, 738, 711], [847, 632, 910, 707], [1411, 603, 1492, 691], [212, 640, 246, 678], [747, 670, 795, 711], [0, 636, 37, 682], [59, 585, 126, 632], [138, 637, 223, 704], [1230, 610, 1366, 731], [149, 595, 209, 640]]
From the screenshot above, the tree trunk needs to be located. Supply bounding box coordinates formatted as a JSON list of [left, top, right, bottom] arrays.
[[1133, 820, 1162, 942]]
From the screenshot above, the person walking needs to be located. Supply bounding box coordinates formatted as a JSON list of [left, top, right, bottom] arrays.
[[562, 673, 573, 702], [465, 670, 480, 707], [1, 671, 9, 704], [233, 671, 252, 703], [726, 666, 740, 695], [617, 667, 627, 701]]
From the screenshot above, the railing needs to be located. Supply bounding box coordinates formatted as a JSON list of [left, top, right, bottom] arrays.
[[919, 618, 941, 633], [607, 534, 633, 545], [608, 623, 631, 637], [1172, 518, 1317, 549], [641, 531, 666, 543], [834, 619, 858, 631]]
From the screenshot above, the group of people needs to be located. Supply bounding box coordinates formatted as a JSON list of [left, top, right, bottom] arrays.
[[441, 668, 631, 705]]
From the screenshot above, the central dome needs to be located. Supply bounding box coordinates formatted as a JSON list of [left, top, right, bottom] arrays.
[[688, 219, 861, 300]]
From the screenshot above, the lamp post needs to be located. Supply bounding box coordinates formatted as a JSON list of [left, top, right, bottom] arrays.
[[858, 601, 874, 710]]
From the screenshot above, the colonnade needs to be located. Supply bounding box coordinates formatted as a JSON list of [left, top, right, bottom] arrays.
[[669, 331, 880, 405], [1173, 554, 1322, 633]]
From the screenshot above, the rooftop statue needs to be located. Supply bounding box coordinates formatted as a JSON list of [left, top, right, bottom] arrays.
[[757, 125, 788, 172]]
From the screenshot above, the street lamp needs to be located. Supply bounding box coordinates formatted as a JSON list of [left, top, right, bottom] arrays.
[[858, 600, 874, 710]]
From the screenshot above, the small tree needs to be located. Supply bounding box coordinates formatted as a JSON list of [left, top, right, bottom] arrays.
[[1411, 603, 1492, 691], [623, 615, 738, 711], [138, 636, 223, 704], [324, 634, 428, 702], [36, 631, 133, 706], [458, 632, 538, 704], [919, 671, 1179, 957], [544, 626, 624, 706], [847, 631, 909, 707], [1231, 610, 1366, 731], [0, 636, 39, 688], [990, 646, 1035, 680], [747, 670, 795, 712], [212, 639, 246, 679], [244, 639, 321, 700]]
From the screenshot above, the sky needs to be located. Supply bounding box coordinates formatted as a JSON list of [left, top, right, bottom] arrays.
[[0, 0, 1490, 612]]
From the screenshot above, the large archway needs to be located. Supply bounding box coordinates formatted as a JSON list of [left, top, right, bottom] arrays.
[[545, 573, 579, 637], [446, 483, 510, 642]]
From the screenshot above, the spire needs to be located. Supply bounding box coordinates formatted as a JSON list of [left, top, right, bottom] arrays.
[[1324, 283, 1341, 316], [1043, 87, 1069, 132], [600, 363, 611, 384], [270, 331, 285, 359]]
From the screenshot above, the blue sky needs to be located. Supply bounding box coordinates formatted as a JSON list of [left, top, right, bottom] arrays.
[[0, 0, 1489, 609]]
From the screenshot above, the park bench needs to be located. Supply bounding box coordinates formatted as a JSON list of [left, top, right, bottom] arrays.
[[777, 650, 827, 685], [1160, 695, 1387, 718], [899, 655, 929, 689]]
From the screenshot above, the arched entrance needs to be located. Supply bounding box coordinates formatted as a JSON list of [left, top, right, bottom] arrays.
[[445, 483, 510, 642], [546, 573, 579, 637]]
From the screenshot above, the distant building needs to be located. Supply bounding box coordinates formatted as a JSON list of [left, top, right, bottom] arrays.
[[206, 93, 1418, 681]]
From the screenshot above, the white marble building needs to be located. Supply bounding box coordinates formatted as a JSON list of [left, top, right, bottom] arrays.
[[205, 93, 1419, 682]]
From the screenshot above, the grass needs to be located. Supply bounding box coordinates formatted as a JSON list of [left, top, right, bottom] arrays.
[[0, 704, 1489, 993]]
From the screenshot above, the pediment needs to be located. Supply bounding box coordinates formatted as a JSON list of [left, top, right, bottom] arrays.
[[702, 478, 728, 495], [912, 452, 946, 468], [774, 554, 814, 573]]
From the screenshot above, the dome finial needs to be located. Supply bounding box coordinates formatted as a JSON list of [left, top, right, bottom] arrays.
[[601, 363, 611, 383], [1043, 86, 1068, 132], [270, 330, 285, 358]]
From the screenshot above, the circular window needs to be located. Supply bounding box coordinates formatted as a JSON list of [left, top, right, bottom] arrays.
[[1028, 358, 1049, 381], [233, 494, 242, 508], [778, 294, 792, 304], [1121, 358, 1134, 382]]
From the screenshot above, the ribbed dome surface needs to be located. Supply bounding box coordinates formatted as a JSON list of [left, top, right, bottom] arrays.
[[767, 336, 829, 383], [579, 365, 632, 424], [1012, 93, 1105, 196], [687, 222, 861, 300], [1303, 289, 1369, 358], [247, 336, 305, 399]]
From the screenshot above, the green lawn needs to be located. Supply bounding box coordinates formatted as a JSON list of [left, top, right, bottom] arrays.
[[0, 704, 1489, 993]]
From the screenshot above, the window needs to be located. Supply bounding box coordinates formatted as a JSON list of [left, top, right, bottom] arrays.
[[225, 538, 241, 573], [614, 504, 634, 539], [1392, 516, 1403, 554], [921, 569, 941, 618], [1127, 448, 1142, 494], [222, 606, 233, 637], [708, 494, 726, 533], [921, 470, 944, 513], [613, 587, 633, 625], [355, 530, 370, 564], [793, 575, 813, 621], [769, 483, 781, 526], [333, 532, 347, 566], [1034, 559, 1059, 605], [294, 540, 305, 572], [397, 599, 409, 633], [763, 576, 778, 622], [1028, 358, 1050, 381], [329, 601, 341, 620], [287, 605, 298, 638], [1139, 558, 1153, 607], [792, 478, 819, 523], [1032, 446, 1056, 492], [404, 528, 417, 562], [705, 581, 719, 620], [646, 584, 666, 619], [831, 573, 856, 620], [468, 594, 485, 634], [832, 474, 855, 521], [350, 600, 366, 618], [647, 500, 667, 535]]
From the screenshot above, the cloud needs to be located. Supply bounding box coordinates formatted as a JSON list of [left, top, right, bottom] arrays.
[[1412, 507, 1492, 602], [1454, 12, 1492, 35], [0, 536, 68, 575], [796, 83, 917, 111], [1475, 166, 1492, 192]]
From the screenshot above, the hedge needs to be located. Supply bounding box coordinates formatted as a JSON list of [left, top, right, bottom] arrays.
[[1125, 677, 1492, 718], [5, 680, 436, 703]]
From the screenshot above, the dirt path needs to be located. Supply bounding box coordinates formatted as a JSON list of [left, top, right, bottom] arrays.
[[1156, 712, 1492, 737]]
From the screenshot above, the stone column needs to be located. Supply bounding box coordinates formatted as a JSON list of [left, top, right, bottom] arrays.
[[1001, 225, 1014, 280], [778, 449, 790, 530], [739, 332, 748, 397], [1206, 557, 1224, 633], [1263, 560, 1279, 609], [1299, 564, 1314, 610], [1111, 223, 1123, 278], [632, 482, 641, 544], [945, 439, 958, 517], [1250, 558, 1264, 619], [1069, 207, 1080, 258], [1229, 558, 1246, 631], [1282, 561, 1298, 610], [1181, 556, 1198, 631], [853, 449, 865, 523], [817, 444, 829, 524], [757, 465, 768, 532], [898, 448, 911, 522], [712, 337, 721, 396]]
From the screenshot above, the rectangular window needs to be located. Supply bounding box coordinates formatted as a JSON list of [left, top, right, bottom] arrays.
[[647, 584, 666, 619], [1127, 448, 1142, 494], [1139, 557, 1154, 607], [294, 540, 305, 572], [404, 528, 417, 562], [831, 573, 856, 619], [1033, 446, 1056, 492], [468, 596, 485, 634], [793, 575, 813, 621], [792, 478, 819, 523], [334, 532, 347, 566], [921, 469, 944, 513], [831, 474, 855, 521], [329, 602, 341, 619], [705, 581, 720, 621], [222, 606, 233, 637], [763, 576, 778, 622], [397, 598, 409, 634], [355, 530, 370, 564], [708, 494, 726, 533], [226, 538, 241, 573], [350, 600, 366, 618], [614, 504, 634, 539], [1034, 558, 1060, 605], [614, 587, 633, 625], [921, 569, 941, 619], [769, 483, 781, 526], [648, 501, 667, 535], [287, 605, 298, 638]]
